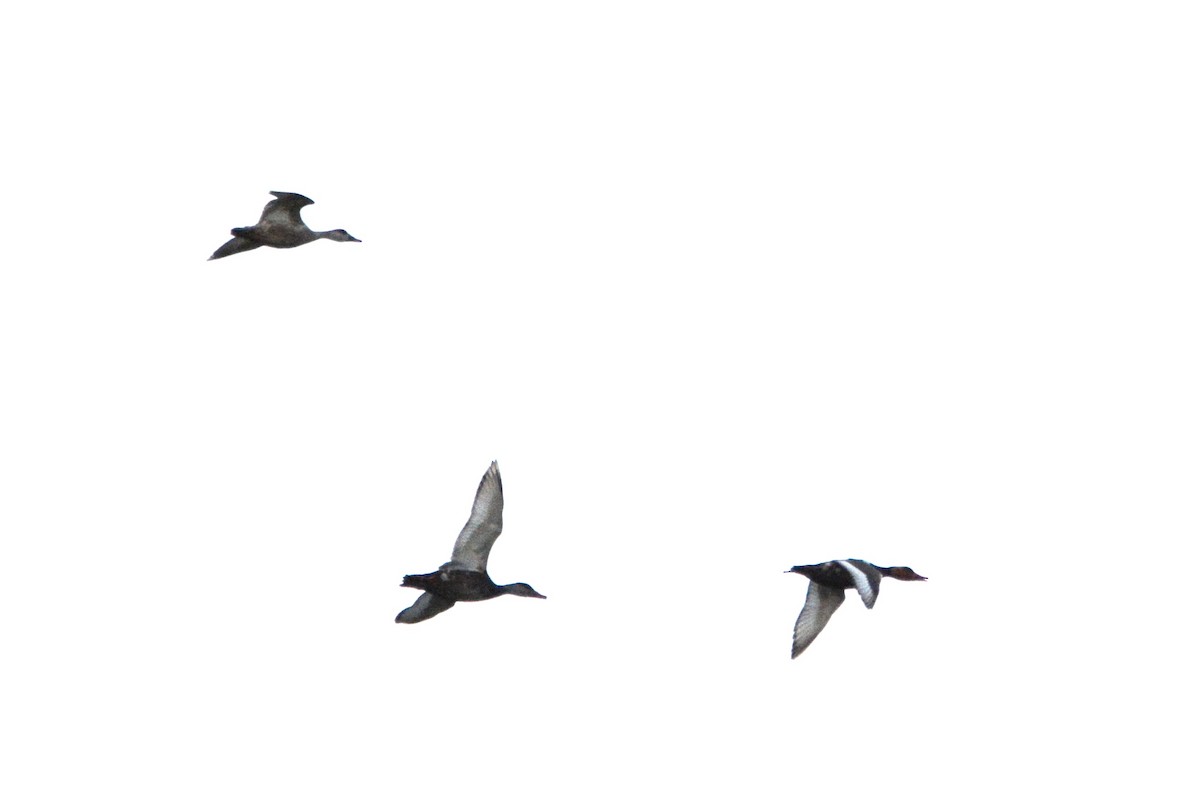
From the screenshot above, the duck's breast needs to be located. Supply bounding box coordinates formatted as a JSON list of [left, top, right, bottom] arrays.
[[250, 223, 317, 248], [439, 569, 501, 601]]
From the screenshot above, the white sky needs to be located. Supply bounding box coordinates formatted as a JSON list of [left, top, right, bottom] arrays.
[[3, 1, 1198, 797]]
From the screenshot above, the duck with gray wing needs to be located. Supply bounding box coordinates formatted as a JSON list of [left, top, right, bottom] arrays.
[[208, 191, 360, 260], [396, 461, 545, 624], [787, 559, 926, 658]]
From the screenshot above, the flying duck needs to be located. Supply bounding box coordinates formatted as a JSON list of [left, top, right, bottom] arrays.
[[208, 191, 360, 260], [788, 559, 926, 658], [395, 461, 545, 624]]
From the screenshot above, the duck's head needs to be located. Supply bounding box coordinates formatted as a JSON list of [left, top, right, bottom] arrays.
[[501, 582, 546, 599], [786, 565, 820, 578], [323, 229, 362, 243], [882, 566, 927, 581]]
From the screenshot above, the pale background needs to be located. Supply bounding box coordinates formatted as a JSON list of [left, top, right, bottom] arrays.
[[2, 2, 1197, 797]]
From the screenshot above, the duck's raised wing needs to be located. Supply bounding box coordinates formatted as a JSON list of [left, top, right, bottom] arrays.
[[792, 582, 845, 658], [258, 191, 315, 227], [448, 461, 504, 572], [839, 560, 882, 608]]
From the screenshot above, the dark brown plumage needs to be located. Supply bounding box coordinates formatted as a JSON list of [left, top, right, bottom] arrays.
[[208, 191, 360, 260], [395, 462, 545, 624], [788, 559, 926, 658]]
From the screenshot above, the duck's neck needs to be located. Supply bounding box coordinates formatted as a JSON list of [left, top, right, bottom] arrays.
[[877, 566, 926, 581]]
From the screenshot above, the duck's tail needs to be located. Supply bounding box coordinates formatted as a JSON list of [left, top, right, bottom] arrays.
[[401, 572, 440, 591]]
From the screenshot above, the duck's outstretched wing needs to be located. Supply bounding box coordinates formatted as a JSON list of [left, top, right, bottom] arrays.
[[792, 582, 846, 658], [209, 236, 263, 260], [258, 191, 315, 227], [448, 461, 504, 572], [395, 592, 456, 624], [839, 560, 882, 608]]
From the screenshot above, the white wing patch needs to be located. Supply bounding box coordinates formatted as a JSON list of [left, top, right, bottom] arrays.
[[837, 560, 880, 608], [449, 461, 504, 572]]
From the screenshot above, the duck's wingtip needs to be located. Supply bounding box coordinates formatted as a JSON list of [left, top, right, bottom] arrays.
[[270, 190, 315, 205]]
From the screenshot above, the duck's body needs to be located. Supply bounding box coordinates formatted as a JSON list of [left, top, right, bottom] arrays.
[[788, 559, 926, 658], [208, 191, 360, 260], [395, 462, 545, 624], [402, 568, 528, 602]]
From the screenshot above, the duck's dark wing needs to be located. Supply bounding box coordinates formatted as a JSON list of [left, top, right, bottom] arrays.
[[448, 461, 504, 572], [792, 582, 846, 658], [257, 191, 315, 228], [395, 592, 456, 624], [839, 560, 882, 608], [209, 236, 264, 260]]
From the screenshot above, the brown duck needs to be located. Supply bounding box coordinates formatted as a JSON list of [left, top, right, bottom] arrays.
[[208, 191, 360, 260], [787, 559, 926, 658], [395, 461, 545, 624]]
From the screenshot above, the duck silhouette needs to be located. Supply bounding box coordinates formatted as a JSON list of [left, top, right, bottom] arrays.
[[787, 559, 926, 658], [208, 191, 360, 260], [395, 461, 545, 624]]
